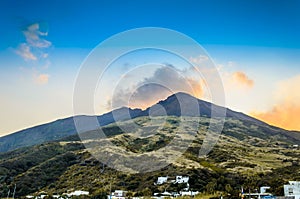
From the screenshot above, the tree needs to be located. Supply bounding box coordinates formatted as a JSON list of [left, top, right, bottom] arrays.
[[141, 188, 152, 196], [92, 188, 108, 199], [206, 181, 217, 194], [126, 191, 133, 199], [225, 184, 233, 194]]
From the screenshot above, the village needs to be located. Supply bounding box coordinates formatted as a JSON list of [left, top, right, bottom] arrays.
[[24, 177, 300, 199]]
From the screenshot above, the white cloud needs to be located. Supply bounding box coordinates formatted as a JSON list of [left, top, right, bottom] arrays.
[[42, 53, 49, 58], [15, 43, 37, 61], [14, 22, 52, 84], [15, 23, 52, 61], [23, 23, 51, 48], [189, 55, 209, 65]]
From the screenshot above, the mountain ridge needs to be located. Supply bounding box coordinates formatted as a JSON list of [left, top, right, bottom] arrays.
[[0, 92, 299, 152]]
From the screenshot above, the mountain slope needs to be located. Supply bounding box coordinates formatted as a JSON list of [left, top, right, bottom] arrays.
[[0, 92, 299, 152], [0, 116, 299, 198], [0, 108, 142, 152]]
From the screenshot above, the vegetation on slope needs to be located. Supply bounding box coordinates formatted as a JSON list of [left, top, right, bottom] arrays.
[[0, 116, 299, 198]]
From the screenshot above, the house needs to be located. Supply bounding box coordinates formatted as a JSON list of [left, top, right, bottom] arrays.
[[108, 190, 128, 199], [241, 186, 274, 199], [180, 191, 199, 196], [153, 191, 177, 199], [156, 176, 168, 185], [175, 176, 189, 184], [284, 181, 300, 199], [154, 191, 172, 196], [67, 190, 89, 197], [260, 186, 270, 194]]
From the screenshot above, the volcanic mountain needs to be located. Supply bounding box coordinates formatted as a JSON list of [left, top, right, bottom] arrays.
[[0, 93, 300, 197], [0, 92, 299, 152]]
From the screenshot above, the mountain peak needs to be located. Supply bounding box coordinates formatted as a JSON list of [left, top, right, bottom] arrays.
[[171, 91, 194, 97], [1, 92, 299, 153], [163, 92, 197, 101]]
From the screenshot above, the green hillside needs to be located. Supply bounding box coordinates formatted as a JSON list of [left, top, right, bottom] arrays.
[[0, 116, 299, 198]]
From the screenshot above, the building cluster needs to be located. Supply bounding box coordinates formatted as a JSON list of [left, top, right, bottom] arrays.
[[240, 182, 300, 199], [108, 176, 197, 199], [24, 180, 300, 199], [26, 190, 89, 199], [240, 186, 274, 199], [153, 175, 199, 198], [155, 176, 189, 185], [284, 181, 300, 199], [108, 189, 199, 199]]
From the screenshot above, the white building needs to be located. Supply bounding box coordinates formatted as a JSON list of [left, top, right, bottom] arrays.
[[108, 190, 128, 199], [260, 186, 270, 194], [156, 176, 168, 185], [67, 190, 89, 197], [284, 181, 300, 199], [180, 191, 199, 196], [175, 176, 189, 184]]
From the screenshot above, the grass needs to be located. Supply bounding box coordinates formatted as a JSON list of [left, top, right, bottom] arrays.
[[0, 116, 299, 197]]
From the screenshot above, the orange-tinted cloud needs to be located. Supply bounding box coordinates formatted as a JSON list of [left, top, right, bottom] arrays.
[[186, 78, 203, 99], [35, 73, 49, 85], [232, 71, 254, 88], [129, 77, 203, 110], [110, 66, 204, 110], [251, 75, 300, 131], [252, 104, 300, 131]]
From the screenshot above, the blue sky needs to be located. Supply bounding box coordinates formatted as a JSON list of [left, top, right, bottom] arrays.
[[1, 0, 300, 49], [1, 0, 300, 135]]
